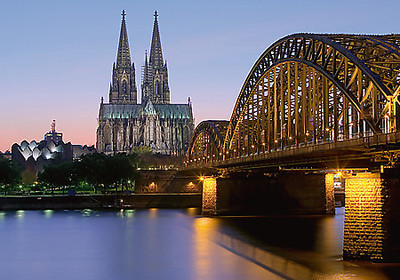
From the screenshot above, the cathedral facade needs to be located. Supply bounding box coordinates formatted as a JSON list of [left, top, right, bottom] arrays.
[[97, 11, 194, 155]]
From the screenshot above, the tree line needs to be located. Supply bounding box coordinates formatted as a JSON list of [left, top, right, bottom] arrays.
[[0, 156, 21, 194], [0, 153, 139, 195]]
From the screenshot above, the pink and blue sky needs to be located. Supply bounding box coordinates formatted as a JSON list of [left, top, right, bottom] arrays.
[[1, 0, 399, 152]]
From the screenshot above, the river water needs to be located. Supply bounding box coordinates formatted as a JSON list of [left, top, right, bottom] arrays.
[[0, 207, 399, 280]]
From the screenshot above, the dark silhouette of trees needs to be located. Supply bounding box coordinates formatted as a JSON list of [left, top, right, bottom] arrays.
[[38, 153, 139, 194], [37, 162, 74, 194], [0, 156, 22, 194]]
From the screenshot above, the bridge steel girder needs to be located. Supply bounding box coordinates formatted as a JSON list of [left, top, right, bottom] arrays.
[[186, 120, 229, 166], [223, 33, 400, 161]]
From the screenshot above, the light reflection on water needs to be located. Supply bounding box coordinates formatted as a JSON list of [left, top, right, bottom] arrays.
[[0, 208, 397, 280]]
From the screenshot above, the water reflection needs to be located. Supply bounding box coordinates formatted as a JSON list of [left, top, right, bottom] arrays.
[[120, 209, 136, 219], [0, 208, 397, 279], [81, 209, 94, 217], [15, 210, 24, 220], [43, 209, 54, 218]]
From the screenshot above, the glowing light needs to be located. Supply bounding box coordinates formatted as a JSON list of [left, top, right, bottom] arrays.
[[336, 171, 342, 177], [202, 177, 217, 215], [16, 210, 24, 219], [43, 209, 54, 218], [199, 176, 204, 181]]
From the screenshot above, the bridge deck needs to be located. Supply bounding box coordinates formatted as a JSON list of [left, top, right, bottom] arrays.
[[189, 132, 400, 170]]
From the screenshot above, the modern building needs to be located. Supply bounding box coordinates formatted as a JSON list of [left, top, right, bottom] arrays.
[[96, 11, 194, 155], [11, 122, 96, 183]]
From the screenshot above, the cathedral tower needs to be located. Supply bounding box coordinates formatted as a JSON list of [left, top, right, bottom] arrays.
[[141, 11, 170, 104], [109, 10, 138, 104], [97, 11, 193, 155]]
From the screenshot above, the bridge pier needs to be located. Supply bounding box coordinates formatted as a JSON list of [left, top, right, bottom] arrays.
[[343, 169, 400, 262], [201, 171, 335, 216]]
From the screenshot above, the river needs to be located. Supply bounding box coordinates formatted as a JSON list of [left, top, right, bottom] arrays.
[[0, 207, 399, 279]]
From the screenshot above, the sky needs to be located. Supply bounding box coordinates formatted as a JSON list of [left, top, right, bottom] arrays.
[[1, 0, 399, 152]]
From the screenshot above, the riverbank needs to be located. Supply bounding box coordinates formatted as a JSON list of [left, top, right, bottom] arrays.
[[0, 193, 202, 210]]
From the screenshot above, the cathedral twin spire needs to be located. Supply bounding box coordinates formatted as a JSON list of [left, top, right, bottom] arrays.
[[142, 10, 170, 104], [149, 11, 163, 67], [116, 10, 131, 68], [109, 10, 170, 105], [109, 10, 137, 104]]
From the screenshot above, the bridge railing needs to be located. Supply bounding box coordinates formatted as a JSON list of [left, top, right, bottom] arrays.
[[186, 132, 400, 168]]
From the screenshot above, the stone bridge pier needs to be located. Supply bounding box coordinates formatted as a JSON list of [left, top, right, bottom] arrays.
[[343, 168, 400, 262], [201, 168, 400, 262], [202, 171, 335, 216]]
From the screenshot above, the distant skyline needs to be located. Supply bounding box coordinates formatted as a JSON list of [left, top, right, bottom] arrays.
[[1, 0, 399, 152]]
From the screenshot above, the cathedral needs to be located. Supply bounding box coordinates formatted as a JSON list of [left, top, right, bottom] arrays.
[[96, 11, 194, 155]]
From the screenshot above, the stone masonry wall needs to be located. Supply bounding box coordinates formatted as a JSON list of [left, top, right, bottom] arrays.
[[343, 173, 385, 261], [202, 177, 217, 215]]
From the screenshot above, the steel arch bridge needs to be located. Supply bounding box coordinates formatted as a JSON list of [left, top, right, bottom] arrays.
[[187, 33, 400, 167], [187, 120, 229, 164]]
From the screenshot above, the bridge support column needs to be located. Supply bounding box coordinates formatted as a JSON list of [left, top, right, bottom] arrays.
[[343, 169, 400, 262], [202, 177, 217, 215], [324, 173, 336, 214]]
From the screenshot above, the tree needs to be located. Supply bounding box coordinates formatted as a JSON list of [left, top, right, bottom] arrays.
[[75, 153, 139, 193], [38, 162, 74, 194], [74, 153, 108, 193], [37, 153, 139, 195], [0, 156, 22, 194], [105, 153, 138, 191]]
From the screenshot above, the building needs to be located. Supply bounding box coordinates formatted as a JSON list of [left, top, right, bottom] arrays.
[[11, 122, 96, 183], [96, 11, 194, 155], [44, 120, 63, 144], [0, 150, 12, 161]]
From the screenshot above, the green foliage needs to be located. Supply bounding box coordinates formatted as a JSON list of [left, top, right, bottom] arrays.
[[74, 181, 93, 192], [38, 161, 74, 187], [37, 153, 139, 192], [0, 156, 22, 193], [131, 145, 152, 154]]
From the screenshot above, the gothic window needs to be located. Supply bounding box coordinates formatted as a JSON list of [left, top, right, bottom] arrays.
[[155, 80, 161, 96], [122, 80, 127, 95], [184, 125, 190, 142], [104, 124, 112, 149]]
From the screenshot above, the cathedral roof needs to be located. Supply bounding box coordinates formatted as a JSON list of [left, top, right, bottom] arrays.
[[101, 103, 192, 120]]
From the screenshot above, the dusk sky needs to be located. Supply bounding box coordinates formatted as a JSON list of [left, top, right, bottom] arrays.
[[1, 0, 399, 152]]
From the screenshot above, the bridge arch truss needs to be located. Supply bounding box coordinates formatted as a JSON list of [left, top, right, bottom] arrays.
[[223, 33, 400, 159], [187, 120, 229, 165]]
